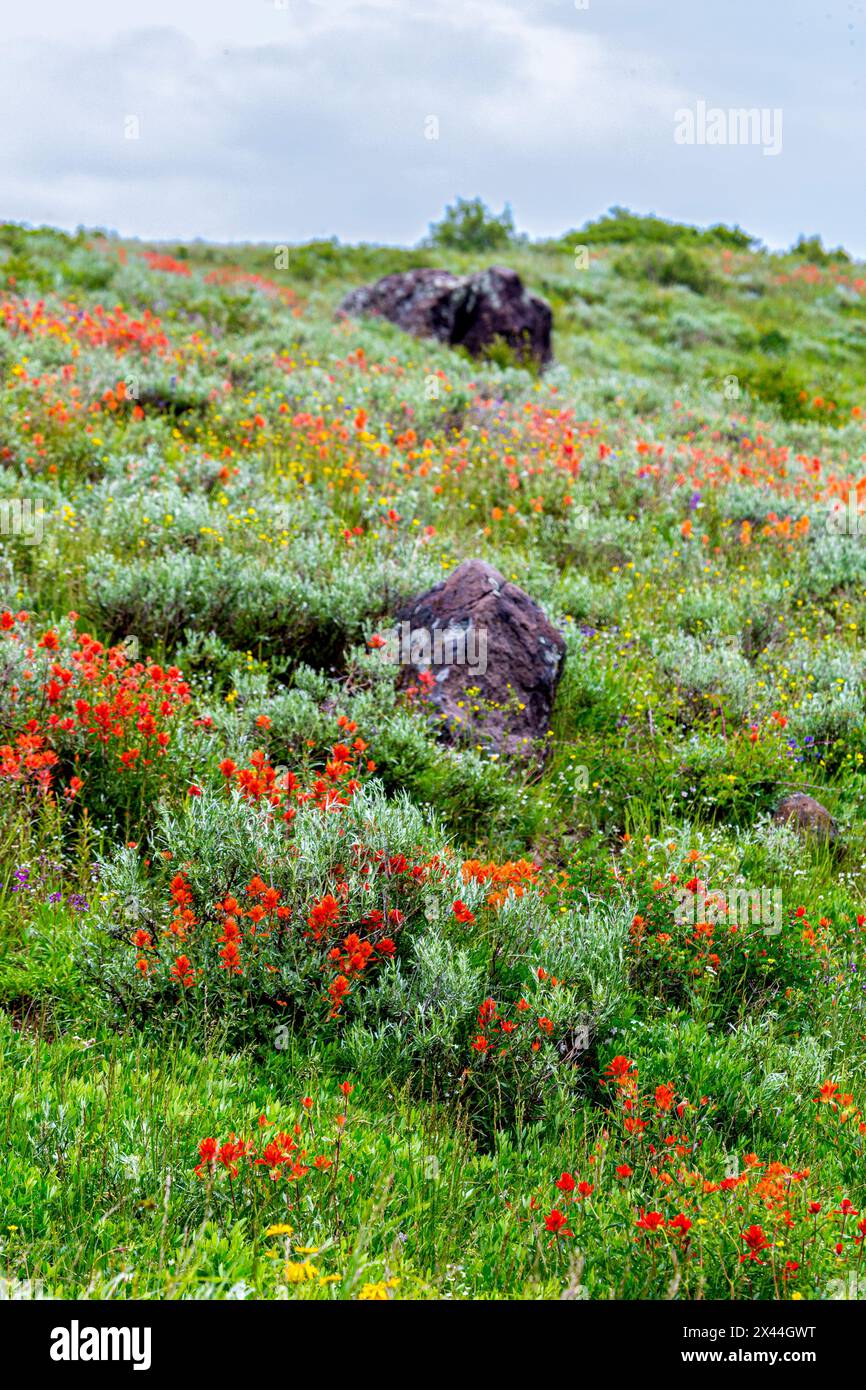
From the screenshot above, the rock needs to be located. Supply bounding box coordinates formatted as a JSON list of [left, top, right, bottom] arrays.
[[337, 266, 552, 366], [389, 559, 565, 756], [773, 793, 839, 843], [449, 267, 553, 366], [338, 268, 461, 344]]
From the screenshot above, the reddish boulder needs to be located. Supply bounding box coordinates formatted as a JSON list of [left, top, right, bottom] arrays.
[[337, 266, 552, 366], [389, 559, 565, 756]]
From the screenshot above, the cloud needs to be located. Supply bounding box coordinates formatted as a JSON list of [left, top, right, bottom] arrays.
[[0, 0, 862, 253]]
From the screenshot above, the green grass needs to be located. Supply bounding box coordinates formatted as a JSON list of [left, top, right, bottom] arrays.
[[1, 211, 866, 1299]]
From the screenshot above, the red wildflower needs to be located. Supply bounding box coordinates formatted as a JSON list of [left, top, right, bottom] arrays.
[[654, 1084, 675, 1112], [170, 954, 195, 987], [636, 1210, 665, 1232], [739, 1225, 771, 1263], [544, 1209, 572, 1236]]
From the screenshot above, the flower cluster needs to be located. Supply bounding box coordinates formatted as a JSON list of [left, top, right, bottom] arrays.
[[1, 295, 171, 357], [623, 871, 822, 1006], [461, 857, 541, 909], [533, 1055, 866, 1294], [127, 835, 447, 1020], [194, 1088, 351, 1196], [0, 612, 191, 803], [470, 990, 558, 1057], [216, 721, 371, 823]]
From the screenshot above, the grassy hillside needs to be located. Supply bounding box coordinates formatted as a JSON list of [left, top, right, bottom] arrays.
[[1, 210, 866, 1300]]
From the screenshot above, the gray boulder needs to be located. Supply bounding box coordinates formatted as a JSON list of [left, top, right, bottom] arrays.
[[338, 266, 552, 366]]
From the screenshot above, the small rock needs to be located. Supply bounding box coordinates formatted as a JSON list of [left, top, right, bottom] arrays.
[[773, 793, 839, 843]]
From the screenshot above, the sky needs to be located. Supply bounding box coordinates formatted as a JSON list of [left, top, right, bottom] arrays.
[[0, 0, 864, 254]]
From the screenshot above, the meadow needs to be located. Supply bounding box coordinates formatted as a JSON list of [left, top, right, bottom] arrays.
[[1, 205, 866, 1301]]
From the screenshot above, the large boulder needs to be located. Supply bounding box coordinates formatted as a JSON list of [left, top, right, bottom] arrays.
[[387, 559, 565, 756], [337, 266, 552, 366], [773, 792, 839, 843]]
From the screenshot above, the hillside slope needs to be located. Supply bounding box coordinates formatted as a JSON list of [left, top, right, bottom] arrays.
[[1, 214, 865, 1300]]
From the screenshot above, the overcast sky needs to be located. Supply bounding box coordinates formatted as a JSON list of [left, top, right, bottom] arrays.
[[1, 0, 863, 253]]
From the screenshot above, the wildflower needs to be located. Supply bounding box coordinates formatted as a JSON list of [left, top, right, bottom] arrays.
[[170, 954, 195, 987], [739, 1225, 771, 1263], [544, 1208, 572, 1236], [216, 1140, 247, 1177], [669, 1214, 692, 1235], [654, 1084, 675, 1112], [452, 900, 475, 924], [308, 893, 341, 938], [218, 940, 242, 975], [358, 1278, 399, 1300], [195, 1137, 217, 1175], [605, 1055, 634, 1080], [813, 1081, 839, 1106], [636, 1210, 665, 1232], [327, 974, 350, 1014]]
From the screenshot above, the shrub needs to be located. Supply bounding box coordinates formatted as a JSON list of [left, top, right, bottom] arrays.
[[568, 207, 754, 251], [425, 197, 517, 253], [614, 245, 716, 295], [92, 781, 453, 1030]]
